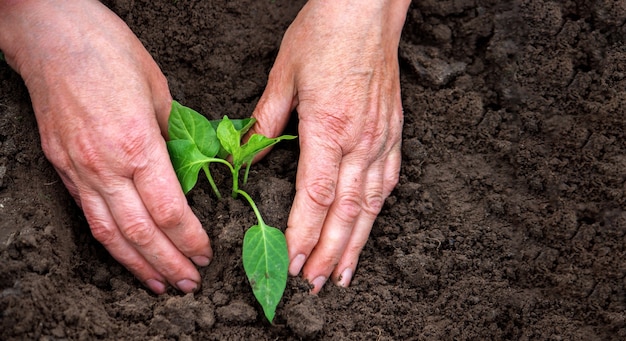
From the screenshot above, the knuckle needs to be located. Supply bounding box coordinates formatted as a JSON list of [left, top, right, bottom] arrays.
[[347, 241, 367, 257], [286, 227, 321, 250], [335, 193, 362, 222], [41, 141, 71, 171], [112, 252, 149, 278], [304, 177, 337, 209], [286, 207, 325, 250], [318, 110, 353, 136], [72, 132, 151, 175], [303, 251, 340, 277], [360, 127, 385, 152], [341, 245, 366, 268], [89, 221, 118, 247], [122, 258, 149, 278], [316, 253, 341, 270], [71, 141, 105, 174], [363, 191, 384, 216], [151, 196, 186, 228], [118, 133, 153, 168], [307, 109, 357, 150], [122, 221, 156, 247]]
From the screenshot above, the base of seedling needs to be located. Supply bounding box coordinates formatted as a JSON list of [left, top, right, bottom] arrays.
[[166, 101, 295, 322]]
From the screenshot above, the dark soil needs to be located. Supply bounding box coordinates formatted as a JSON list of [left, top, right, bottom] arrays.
[[2, 0, 626, 340]]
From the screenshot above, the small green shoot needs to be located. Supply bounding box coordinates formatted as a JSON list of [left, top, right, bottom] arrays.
[[166, 100, 296, 322], [216, 116, 295, 194]]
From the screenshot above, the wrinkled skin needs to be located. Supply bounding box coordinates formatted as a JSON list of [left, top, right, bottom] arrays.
[[249, 0, 409, 293], [0, 0, 210, 294], [0, 0, 409, 295]]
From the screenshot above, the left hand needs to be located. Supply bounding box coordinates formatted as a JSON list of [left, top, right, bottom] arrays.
[[248, 0, 410, 293]]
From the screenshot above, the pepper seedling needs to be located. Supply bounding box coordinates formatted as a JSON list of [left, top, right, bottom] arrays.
[[166, 100, 296, 323]]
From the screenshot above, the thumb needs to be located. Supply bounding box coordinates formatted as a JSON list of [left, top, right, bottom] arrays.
[[245, 66, 297, 161]]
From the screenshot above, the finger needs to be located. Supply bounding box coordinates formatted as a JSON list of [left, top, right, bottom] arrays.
[[81, 190, 168, 294], [150, 77, 173, 137], [302, 154, 368, 293], [246, 62, 297, 160], [134, 141, 212, 266], [331, 142, 401, 289], [102, 179, 202, 293], [53, 166, 81, 206], [383, 139, 402, 198], [332, 158, 385, 288], [285, 128, 343, 277]]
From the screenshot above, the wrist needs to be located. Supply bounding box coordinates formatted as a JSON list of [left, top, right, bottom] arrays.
[[0, 0, 137, 87], [0, 0, 111, 76], [308, 0, 411, 23], [306, 0, 411, 45], [0, 0, 46, 68]]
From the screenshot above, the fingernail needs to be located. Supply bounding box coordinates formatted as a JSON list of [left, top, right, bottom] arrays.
[[310, 276, 327, 292], [191, 255, 211, 267], [145, 279, 166, 294], [289, 254, 306, 276], [176, 279, 199, 293], [338, 268, 353, 287]]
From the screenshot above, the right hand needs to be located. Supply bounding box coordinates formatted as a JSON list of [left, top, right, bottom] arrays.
[[0, 0, 212, 294]]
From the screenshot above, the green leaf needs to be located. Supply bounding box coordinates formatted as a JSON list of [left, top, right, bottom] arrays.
[[166, 139, 212, 194], [169, 100, 220, 158], [242, 223, 289, 323], [237, 134, 296, 184], [216, 116, 242, 158], [211, 117, 256, 159], [210, 117, 256, 135], [239, 133, 297, 167], [236, 118, 257, 136]]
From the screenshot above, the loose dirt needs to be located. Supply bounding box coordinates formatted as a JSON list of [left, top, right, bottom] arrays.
[[1, 0, 625, 339]]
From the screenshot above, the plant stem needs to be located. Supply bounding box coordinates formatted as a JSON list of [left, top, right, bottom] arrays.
[[202, 158, 236, 199], [202, 164, 221, 199], [243, 163, 252, 185], [205, 157, 235, 170], [235, 189, 265, 227], [232, 169, 239, 199]]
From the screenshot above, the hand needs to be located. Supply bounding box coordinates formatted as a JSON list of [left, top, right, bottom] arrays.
[[249, 0, 410, 293], [0, 0, 212, 294]]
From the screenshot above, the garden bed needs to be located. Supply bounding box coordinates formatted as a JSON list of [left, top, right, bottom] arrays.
[[1, 0, 625, 339]]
